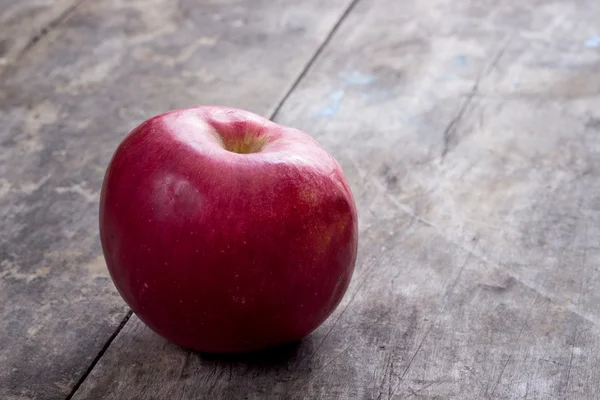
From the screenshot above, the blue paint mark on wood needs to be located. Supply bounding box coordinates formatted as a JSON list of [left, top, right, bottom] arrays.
[[359, 89, 395, 105], [340, 71, 377, 85], [314, 90, 345, 119], [585, 36, 600, 48], [439, 73, 458, 81], [454, 55, 467, 67]]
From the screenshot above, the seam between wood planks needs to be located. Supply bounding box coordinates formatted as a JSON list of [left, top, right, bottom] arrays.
[[268, 0, 363, 122], [65, 310, 133, 400]]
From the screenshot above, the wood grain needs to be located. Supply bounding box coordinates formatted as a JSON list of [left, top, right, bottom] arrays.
[[70, 0, 600, 398], [0, 0, 354, 398], [0, 0, 84, 75]]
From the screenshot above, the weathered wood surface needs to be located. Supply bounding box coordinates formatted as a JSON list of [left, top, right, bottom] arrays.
[[70, 0, 600, 399], [0, 0, 84, 74], [0, 0, 355, 398]]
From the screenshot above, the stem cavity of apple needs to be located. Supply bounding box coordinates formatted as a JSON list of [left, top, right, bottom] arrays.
[[221, 133, 271, 154]]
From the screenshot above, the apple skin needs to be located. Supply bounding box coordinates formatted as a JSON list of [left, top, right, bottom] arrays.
[[99, 106, 358, 353]]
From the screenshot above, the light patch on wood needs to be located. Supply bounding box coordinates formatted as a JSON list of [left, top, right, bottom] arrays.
[[27, 324, 42, 338], [20, 101, 59, 154], [0, 179, 12, 197], [25, 303, 53, 339], [60, 54, 122, 93], [132, 47, 178, 67], [85, 255, 108, 276], [34, 267, 50, 278], [54, 378, 75, 394], [128, 25, 177, 46], [55, 182, 98, 202], [45, 249, 84, 270], [176, 37, 219, 63], [0, 261, 50, 283], [19, 174, 52, 195]]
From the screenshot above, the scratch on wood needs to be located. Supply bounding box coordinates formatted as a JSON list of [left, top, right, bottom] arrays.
[[344, 151, 437, 234], [485, 33, 514, 76], [406, 381, 435, 397], [564, 338, 575, 395], [295, 347, 349, 391], [178, 352, 192, 379], [465, 243, 600, 331], [484, 206, 582, 397], [206, 364, 220, 393], [486, 267, 549, 396], [440, 32, 514, 162], [564, 221, 589, 395], [178, 387, 188, 400], [16, 0, 88, 62], [285, 227, 406, 394], [440, 90, 475, 161], [487, 292, 541, 397], [286, 260, 378, 393], [389, 240, 478, 398], [388, 360, 395, 399]]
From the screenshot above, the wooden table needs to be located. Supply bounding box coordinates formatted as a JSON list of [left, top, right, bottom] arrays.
[[2, 0, 600, 398]]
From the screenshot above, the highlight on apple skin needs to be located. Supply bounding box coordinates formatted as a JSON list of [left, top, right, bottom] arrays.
[[99, 106, 358, 353]]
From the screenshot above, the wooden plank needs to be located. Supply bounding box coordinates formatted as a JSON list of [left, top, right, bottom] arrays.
[[72, 0, 600, 399], [0, 0, 83, 74], [0, 0, 355, 398]]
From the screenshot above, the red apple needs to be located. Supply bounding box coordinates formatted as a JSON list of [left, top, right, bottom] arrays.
[[99, 106, 358, 353]]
